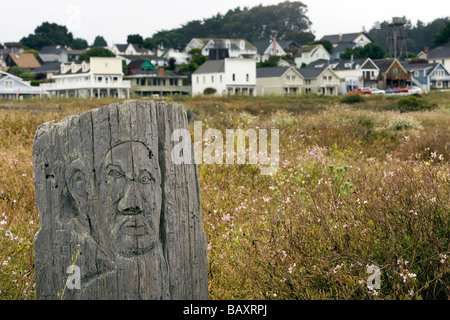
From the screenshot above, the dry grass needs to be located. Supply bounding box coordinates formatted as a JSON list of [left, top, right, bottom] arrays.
[[0, 93, 448, 300]]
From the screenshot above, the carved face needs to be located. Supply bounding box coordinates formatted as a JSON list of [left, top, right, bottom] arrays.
[[102, 141, 161, 257]]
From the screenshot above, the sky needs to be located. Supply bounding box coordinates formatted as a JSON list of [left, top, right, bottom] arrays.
[[1, 0, 449, 46]]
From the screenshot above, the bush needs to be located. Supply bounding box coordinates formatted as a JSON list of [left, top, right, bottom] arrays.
[[397, 96, 436, 113], [203, 87, 217, 95], [340, 94, 364, 104]]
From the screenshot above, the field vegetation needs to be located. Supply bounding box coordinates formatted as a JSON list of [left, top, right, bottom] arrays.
[[0, 92, 448, 299]]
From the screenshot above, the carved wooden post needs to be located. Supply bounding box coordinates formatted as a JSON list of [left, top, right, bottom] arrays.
[[33, 100, 208, 300]]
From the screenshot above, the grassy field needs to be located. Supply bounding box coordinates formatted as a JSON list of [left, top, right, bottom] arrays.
[[0, 92, 449, 300]]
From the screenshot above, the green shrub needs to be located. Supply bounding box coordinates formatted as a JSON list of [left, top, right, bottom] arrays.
[[340, 94, 364, 104], [203, 87, 217, 95], [398, 96, 436, 112]]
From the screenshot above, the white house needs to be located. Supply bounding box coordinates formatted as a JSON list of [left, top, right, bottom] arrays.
[[294, 44, 331, 68], [42, 57, 130, 98], [184, 38, 257, 59], [322, 58, 366, 94], [321, 32, 373, 60], [110, 43, 146, 56], [0, 70, 49, 99], [192, 58, 256, 96]]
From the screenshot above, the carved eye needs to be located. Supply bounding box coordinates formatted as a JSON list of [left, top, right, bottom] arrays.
[[139, 170, 153, 184], [108, 168, 124, 179]]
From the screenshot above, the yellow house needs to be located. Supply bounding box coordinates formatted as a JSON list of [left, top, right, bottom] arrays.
[[256, 66, 304, 96]]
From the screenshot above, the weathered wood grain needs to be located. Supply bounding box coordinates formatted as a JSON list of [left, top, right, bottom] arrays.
[[33, 100, 208, 300]]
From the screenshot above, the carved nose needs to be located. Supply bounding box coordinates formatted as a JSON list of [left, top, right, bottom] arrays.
[[118, 181, 143, 215]]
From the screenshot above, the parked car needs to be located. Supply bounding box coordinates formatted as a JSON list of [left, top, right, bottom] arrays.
[[408, 86, 423, 94], [347, 87, 372, 94], [385, 88, 398, 94], [396, 87, 409, 93], [370, 88, 385, 95]]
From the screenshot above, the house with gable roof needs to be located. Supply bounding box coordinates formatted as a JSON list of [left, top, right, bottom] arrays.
[[256, 66, 304, 96], [426, 46, 450, 70], [294, 44, 330, 68], [6, 52, 41, 70], [184, 38, 257, 59], [191, 58, 256, 96], [297, 62, 340, 96], [321, 32, 372, 60], [0, 70, 49, 99], [405, 62, 450, 91], [111, 43, 147, 56], [359, 58, 410, 89], [41, 57, 130, 98]]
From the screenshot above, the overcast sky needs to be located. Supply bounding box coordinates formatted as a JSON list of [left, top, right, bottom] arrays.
[[1, 0, 449, 46]]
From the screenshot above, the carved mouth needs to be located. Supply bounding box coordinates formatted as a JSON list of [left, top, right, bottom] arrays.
[[120, 218, 149, 236]]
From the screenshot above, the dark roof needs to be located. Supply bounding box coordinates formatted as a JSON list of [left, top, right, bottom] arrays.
[[297, 63, 329, 78], [194, 60, 225, 74], [427, 46, 450, 59], [404, 62, 437, 72], [127, 59, 146, 69], [332, 42, 356, 54], [256, 67, 290, 78], [115, 44, 128, 52], [321, 32, 369, 44], [371, 59, 396, 72], [277, 40, 301, 50], [328, 58, 366, 70], [40, 46, 64, 54], [30, 61, 61, 73], [252, 40, 272, 54]]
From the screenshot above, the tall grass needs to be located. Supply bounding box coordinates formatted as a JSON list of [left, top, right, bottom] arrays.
[[0, 94, 448, 300]]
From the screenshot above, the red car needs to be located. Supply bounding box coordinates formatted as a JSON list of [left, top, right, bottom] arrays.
[[347, 87, 372, 95], [395, 87, 409, 93]]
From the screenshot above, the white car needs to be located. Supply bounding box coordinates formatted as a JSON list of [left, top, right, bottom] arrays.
[[408, 86, 423, 94], [370, 88, 385, 95]]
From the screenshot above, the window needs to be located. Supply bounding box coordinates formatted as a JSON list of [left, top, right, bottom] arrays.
[[391, 68, 399, 77], [220, 75, 222, 82], [211, 75, 214, 83], [196, 76, 199, 84], [286, 76, 291, 81], [323, 76, 327, 81], [140, 79, 145, 86], [292, 76, 296, 81], [232, 74, 236, 81], [414, 70, 419, 77], [328, 76, 332, 81], [97, 76, 103, 82], [203, 76, 205, 83], [5, 80, 13, 88], [246, 74, 249, 82]]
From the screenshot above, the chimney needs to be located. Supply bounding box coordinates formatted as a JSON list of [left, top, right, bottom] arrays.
[[424, 47, 429, 53], [158, 67, 164, 77], [339, 33, 343, 42]]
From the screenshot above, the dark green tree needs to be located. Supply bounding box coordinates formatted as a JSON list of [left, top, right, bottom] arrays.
[[340, 43, 385, 59], [78, 47, 115, 62], [127, 34, 144, 46], [434, 22, 450, 46], [93, 35, 108, 47], [257, 56, 281, 68], [71, 38, 89, 50], [21, 22, 74, 50], [0, 43, 4, 49]]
